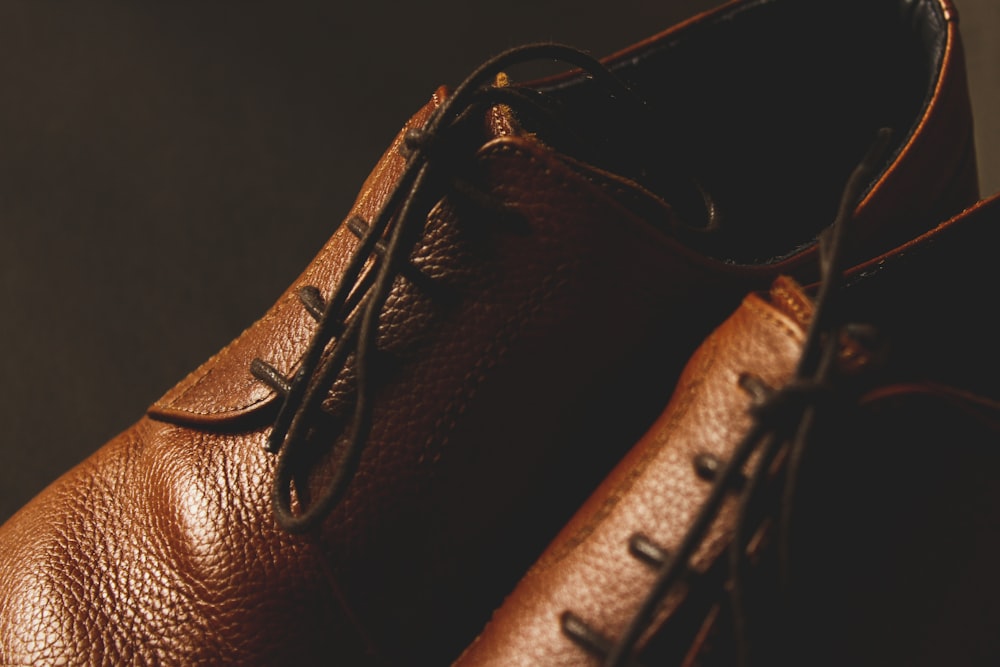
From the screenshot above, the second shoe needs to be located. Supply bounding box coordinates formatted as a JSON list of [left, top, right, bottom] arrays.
[[453, 186, 1000, 667]]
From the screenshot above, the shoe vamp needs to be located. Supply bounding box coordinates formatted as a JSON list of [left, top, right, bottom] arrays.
[[0, 417, 368, 665]]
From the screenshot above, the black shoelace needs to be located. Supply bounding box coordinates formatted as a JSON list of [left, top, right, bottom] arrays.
[[249, 43, 654, 533], [560, 128, 894, 667]]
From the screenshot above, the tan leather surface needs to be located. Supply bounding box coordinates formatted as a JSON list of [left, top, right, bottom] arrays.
[[0, 422, 347, 664], [452, 278, 812, 667], [0, 0, 983, 665], [453, 264, 1000, 666], [452, 192, 1000, 667]]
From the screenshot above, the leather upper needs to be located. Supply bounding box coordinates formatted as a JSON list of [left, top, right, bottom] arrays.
[[452, 278, 815, 666], [453, 197, 1000, 664]]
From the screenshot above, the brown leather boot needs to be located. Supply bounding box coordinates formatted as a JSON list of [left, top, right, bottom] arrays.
[[0, 0, 979, 664], [453, 191, 1000, 666]]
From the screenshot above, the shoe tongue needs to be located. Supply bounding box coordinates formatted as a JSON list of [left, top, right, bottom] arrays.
[[767, 275, 814, 331], [486, 75, 715, 233], [762, 276, 876, 377], [468, 72, 707, 234], [484, 72, 526, 139]]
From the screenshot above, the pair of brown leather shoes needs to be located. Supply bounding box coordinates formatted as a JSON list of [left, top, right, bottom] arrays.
[[1, 0, 995, 665]]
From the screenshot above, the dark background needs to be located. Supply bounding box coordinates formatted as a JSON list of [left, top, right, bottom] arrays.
[[2, 0, 998, 523]]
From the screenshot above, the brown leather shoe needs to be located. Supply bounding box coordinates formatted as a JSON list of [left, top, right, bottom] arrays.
[[452, 191, 1000, 667], [0, 0, 979, 664]]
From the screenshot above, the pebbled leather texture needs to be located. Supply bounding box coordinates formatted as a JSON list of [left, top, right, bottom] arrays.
[[452, 278, 814, 667], [454, 189, 1000, 666], [0, 0, 983, 664]]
